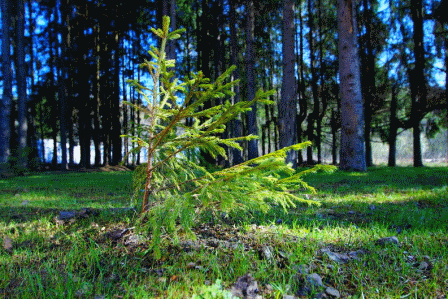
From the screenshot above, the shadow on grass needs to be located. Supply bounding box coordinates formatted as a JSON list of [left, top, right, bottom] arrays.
[[304, 166, 448, 195]]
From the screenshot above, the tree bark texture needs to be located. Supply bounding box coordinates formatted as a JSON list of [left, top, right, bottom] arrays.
[[411, 0, 425, 167], [17, 0, 28, 168], [338, 0, 366, 171], [279, 0, 297, 167], [1, 0, 12, 166], [246, 0, 258, 160]]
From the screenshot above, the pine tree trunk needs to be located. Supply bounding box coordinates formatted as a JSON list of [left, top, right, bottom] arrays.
[[16, 0, 28, 169], [229, 0, 243, 165], [1, 0, 12, 166], [338, 0, 366, 171], [296, 3, 307, 165], [246, 0, 258, 160], [307, 0, 317, 164], [411, 0, 425, 167], [388, 84, 397, 167], [279, 0, 297, 167]]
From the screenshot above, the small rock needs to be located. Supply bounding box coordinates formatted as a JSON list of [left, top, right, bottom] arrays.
[[108, 228, 128, 240], [347, 211, 355, 215], [21, 200, 30, 205], [306, 273, 323, 289], [283, 295, 296, 299], [125, 234, 144, 246], [321, 248, 349, 263], [276, 219, 283, 224], [326, 287, 341, 298], [187, 262, 197, 269], [14, 193, 20, 197], [59, 211, 77, 220], [375, 236, 399, 246], [418, 261, 431, 270], [230, 274, 259, 299], [261, 245, 275, 262], [3, 236, 13, 253]]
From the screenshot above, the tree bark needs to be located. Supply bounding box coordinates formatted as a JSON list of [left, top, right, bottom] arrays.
[[361, 0, 376, 167], [279, 0, 297, 167], [1, 0, 12, 166], [410, 0, 425, 167], [388, 84, 397, 167], [338, 0, 366, 171], [229, 0, 243, 165], [16, 0, 28, 169], [296, 3, 307, 165], [246, 0, 258, 160], [306, 0, 317, 164]]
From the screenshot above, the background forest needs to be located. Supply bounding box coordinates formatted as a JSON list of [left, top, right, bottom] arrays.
[[0, 0, 447, 172]]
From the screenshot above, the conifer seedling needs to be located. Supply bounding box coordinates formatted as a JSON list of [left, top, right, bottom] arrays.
[[121, 16, 336, 257]]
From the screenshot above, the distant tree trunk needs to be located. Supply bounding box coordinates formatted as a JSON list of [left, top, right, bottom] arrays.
[[229, 0, 243, 165], [27, 0, 38, 166], [93, 23, 102, 166], [296, 3, 307, 165], [246, 0, 258, 160], [162, 0, 176, 61], [1, 0, 12, 166], [197, 0, 215, 165], [361, 0, 376, 167], [279, 0, 297, 167], [388, 84, 397, 167], [111, 33, 122, 165], [16, 0, 28, 168], [338, 0, 366, 171], [445, 45, 448, 165], [49, 11, 58, 167], [58, 0, 71, 170], [331, 109, 339, 165], [306, 0, 317, 164], [410, 0, 425, 167], [316, 0, 327, 164], [122, 43, 129, 166]]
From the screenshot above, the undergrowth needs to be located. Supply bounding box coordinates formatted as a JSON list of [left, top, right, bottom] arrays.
[[1, 166, 448, 298]]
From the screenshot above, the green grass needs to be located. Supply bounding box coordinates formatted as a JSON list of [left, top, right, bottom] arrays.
[[1, 166, 448, 298]]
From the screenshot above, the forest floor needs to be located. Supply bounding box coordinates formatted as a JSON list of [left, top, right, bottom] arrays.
[[1, 166, 448, 298]]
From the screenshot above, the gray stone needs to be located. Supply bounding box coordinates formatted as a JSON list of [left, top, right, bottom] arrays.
[[125, 234, 144, 246], [321, 248, 349, 263], [3, 236, 13, 253], [326, 287, 341, 298], [59, 211, 77, 220], [375, 236, 399, 246], [306, 273, 324, 288], [230, 274, 259, 299], [261, 245, 275, 262]]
